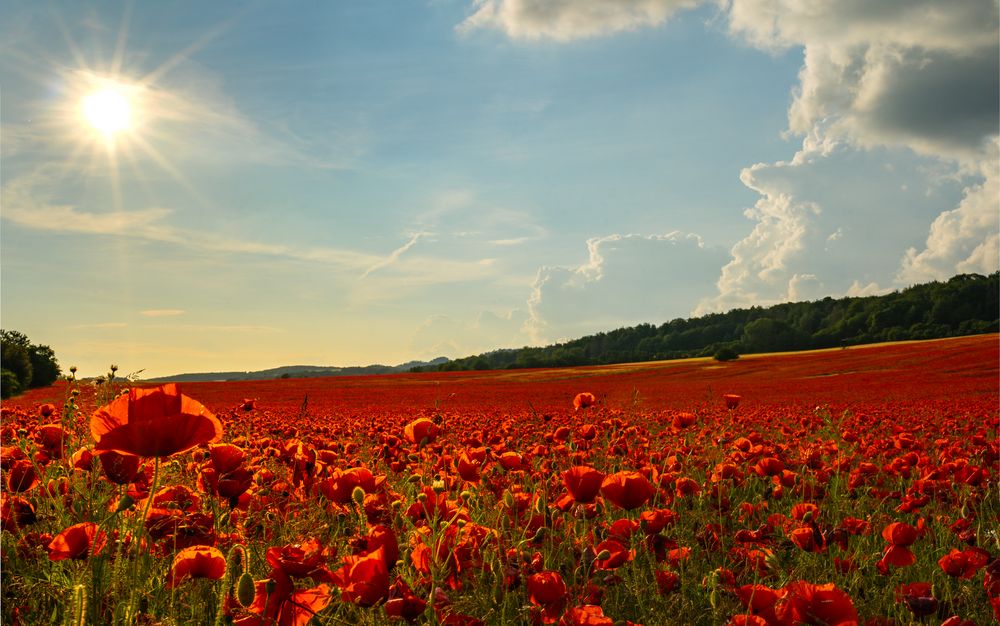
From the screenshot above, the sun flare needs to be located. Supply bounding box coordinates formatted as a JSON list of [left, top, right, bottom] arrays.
[[82, 87, 132, 138]]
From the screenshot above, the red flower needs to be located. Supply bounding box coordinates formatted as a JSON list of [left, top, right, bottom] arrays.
[[236, 572, 331, 626], [655, 570, 679, 594], [573, 393, 596, 410], [403, 418, 440, 445], [166, 545, 226, 588], [881, 522, 918, 546], [332, 546, 390, 607], [559, 605, 614, 626], [777, 581, 858, 626], [265, 539, 334, 582], [7, 460, 38, 492], [97, 450, 142, 485], [938, 548, 989, 579], [384, 576, 427, 623], [526, 571, 567, 606], [895, 582, 938, 618], [723, 394, 742, 409], [562, 466, 605, 504], [600, 471, 654, 510], [318, 467, 376, 504], [90, 384, 222, 458], [47, 522, 107, 561]]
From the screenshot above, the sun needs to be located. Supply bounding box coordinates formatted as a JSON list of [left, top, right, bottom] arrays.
[[82, 85, 133, 139]]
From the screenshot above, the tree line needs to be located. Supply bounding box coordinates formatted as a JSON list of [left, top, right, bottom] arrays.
[[415, 272, 999, 372], [1, 330, 61, 399]]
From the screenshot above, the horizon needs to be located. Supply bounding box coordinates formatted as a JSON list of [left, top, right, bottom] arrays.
[[2, 1, 998, 379]]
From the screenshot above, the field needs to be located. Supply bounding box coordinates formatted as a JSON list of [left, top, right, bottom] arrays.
[[1, 335, 997, 625]]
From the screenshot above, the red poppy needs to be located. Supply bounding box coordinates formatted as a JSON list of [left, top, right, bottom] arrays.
[[559, 605, 614, 626], [938, 548, 989, 579], [331, 546, 389, 607], [38, 403, 56, 418], [573, 393, 596, 410], [403, 418, 440, 445], [526, 571, 567, 606], [90, 384, 223, 458], [7, 460, 38, 492], [318, 467, 376, 504], [592, 538, 633, 570], [655, 570, 679, 594], [895, 582, 937, 618], [265, 539, 334, 582], [384, 576, 427, 623], [97, 450, 142, 485], [166, 545, 226, 588], [777, 581, 858, 626], [236, 572, 331, 626], [563, 466, 605, 504], [881, 522, 918, 546], [723, 394, 741, 409], [47, 522, 107, 561], [600, 471, 654, 510]]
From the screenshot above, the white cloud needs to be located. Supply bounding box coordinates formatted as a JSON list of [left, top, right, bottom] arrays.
[[361, 233, 427, 278], [898, 151, 1000, 283], [458, 0, 701, 41], [526, 232, 727, 343]]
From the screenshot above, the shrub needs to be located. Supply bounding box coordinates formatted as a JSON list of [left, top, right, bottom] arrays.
[[714, 346, 740, 362]]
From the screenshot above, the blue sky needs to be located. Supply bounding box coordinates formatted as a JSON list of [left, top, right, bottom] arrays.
[[2, 1, 997, 377]]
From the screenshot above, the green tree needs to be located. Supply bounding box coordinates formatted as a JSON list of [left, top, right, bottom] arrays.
[[1, 330, 33, 392]]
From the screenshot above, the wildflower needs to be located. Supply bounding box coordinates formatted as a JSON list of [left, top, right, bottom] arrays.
[[90, 384, 222, 458], [600, 471, 654, 510], [47, 522, 107, 561], [562, 466, 605, 504], [573, 393, 596, 410], [166, 545, 226, 588]]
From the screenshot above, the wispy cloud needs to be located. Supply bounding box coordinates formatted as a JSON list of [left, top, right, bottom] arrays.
[[360, 232, 427, 278], [141, 309, 185, 317]]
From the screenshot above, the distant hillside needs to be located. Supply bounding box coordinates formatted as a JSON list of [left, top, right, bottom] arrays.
[[415, 272, 999, 372], [149, 357, 449, 382]]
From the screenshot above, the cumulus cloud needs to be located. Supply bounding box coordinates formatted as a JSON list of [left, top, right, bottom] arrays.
[[696, 144, 969, 313], [526, 232, 727, 343], [898, 150, 1000, 283], [458, 0, 701, 41], [708, 0, 999, 307]]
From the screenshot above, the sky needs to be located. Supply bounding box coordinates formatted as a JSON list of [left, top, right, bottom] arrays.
[[1, 0, 997, 378]]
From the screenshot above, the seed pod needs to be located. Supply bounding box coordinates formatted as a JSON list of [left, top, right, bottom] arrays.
[[236, 572, 256, 608]]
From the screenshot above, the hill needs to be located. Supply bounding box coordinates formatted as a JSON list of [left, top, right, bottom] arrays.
[[148, 357, 449, 383], [418, 272, 999, 372]]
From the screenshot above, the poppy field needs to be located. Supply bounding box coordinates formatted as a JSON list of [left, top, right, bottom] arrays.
[[1, 335, 998, 625]]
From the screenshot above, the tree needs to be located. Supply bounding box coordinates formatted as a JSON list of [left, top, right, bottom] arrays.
[[1, 330, 32, 392], [1, 330, 61, 396]]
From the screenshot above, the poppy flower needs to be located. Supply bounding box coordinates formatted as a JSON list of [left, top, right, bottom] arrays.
[[97, 450, 142, 485], [655, 570, 679, 594], [563, 466, 605, 504], [384, 576, 427, 623], [776, 581, 858, 626], [166, 545, 226, 588], [559, 605, 614, 626], [403, 418, 440, 445], [881, 522, 918, 546], [526, 571, 567, 607], [47, 522, 107, 561], [938, 548, 989, 579], [236, 572, 331, 626], [38, 404, 55, 418], [723, 394, 741, 409], [7, 460, 38, 492], [600, 471, 654, 510], [895, 582, 937, 618], [318, 467, 376, 504], [90, 384, 222, 458], [332, 546, 389, 607], [573, 393, 596, 410]]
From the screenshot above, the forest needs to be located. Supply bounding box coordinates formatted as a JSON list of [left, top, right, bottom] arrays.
[[420, 272, 999, 372]]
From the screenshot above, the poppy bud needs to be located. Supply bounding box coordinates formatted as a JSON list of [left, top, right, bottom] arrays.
[[460, 490, 474, 500], [432, 479, 446, 493], [115, 494, 135, 512], [532, 527, 547, 542], [351, 486, 366, 506], [595, 549, 612, 561], [264, 578, 277, 596], [236, 572, 255, 607]]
